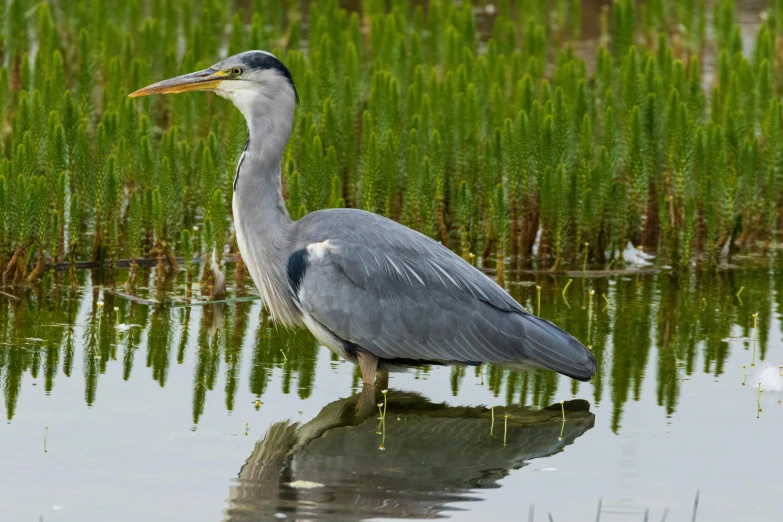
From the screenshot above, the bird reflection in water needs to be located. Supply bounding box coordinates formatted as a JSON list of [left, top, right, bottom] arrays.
[[223, 390, 594, 521]]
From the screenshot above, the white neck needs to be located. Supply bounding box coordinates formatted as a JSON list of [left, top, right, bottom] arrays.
[[221, 77, 301, 327]]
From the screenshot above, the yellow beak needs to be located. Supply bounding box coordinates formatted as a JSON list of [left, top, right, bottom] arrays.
[[129, 68, 228, 97]]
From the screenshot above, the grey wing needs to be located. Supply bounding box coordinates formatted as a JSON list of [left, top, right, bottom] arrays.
[[291, 210, 596, 381]]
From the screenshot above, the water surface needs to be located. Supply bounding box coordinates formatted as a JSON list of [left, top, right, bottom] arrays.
[[1, 263, 782, 521]]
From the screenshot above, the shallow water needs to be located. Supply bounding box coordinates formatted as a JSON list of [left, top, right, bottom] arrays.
[[1, 262, 782, 521]]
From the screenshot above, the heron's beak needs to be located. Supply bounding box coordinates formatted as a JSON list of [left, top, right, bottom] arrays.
[[129, 68, 229, 98]]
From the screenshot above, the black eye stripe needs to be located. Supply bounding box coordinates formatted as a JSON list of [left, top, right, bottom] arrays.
[[221, 51, 299, 102]]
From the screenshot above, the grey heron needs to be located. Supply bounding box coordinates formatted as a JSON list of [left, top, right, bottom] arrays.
[[130, 50, 597, 386]]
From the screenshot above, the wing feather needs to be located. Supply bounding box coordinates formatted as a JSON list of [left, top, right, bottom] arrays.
[[292, 209, 597, 380]]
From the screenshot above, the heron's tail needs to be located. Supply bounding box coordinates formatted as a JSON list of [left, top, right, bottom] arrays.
[[519, 314, 597, 382]]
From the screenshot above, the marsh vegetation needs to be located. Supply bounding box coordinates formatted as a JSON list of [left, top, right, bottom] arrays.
[[2, 0, 783, 290]]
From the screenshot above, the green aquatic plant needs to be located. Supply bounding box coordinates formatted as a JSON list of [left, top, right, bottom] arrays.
[[0, 0, 781, 285], [456, 180, 474, 261], [562, 279, 574, 299], [492, 184, 507, 286], [26, 176, 50, 282], [126, 191, 143, 284], [536, 285, 542, 316], [181, 229, 194, 291]]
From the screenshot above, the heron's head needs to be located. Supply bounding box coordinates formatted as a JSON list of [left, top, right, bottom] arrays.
[[130, 50, 297, 121]]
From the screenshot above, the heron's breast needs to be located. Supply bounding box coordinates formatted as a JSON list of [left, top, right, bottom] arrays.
[[232, 195, 251, 276], [232, 193, 303, 327], [302, 312, 350, 360]]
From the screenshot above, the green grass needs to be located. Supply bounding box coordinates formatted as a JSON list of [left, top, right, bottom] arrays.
[[2, 0, 783, 285]]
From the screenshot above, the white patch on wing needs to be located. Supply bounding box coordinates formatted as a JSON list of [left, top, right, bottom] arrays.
[[306, 240, 333, 261]]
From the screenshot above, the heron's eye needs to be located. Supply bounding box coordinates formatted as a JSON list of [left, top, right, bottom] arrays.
[[231, 67, 243, 76]]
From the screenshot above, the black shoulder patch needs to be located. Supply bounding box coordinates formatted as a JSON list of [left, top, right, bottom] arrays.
[[287, 248, 309, 297]]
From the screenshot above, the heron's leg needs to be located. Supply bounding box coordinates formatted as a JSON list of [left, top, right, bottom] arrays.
[[375, 369, 389, 389], [357, 350, 379, 386], [355, 384, 379, 417]]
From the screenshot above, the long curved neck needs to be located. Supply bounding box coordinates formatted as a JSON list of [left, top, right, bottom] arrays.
[[230, 86, 301, 327], [233, 85, 294, 227], [235, 124, 291, 231]]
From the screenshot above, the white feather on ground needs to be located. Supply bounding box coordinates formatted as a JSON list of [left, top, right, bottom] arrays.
[[720, 238, 730, 259], [211, 253, 226, 299], [621, 241, 655, 267], [531, 227, 542, 256]]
